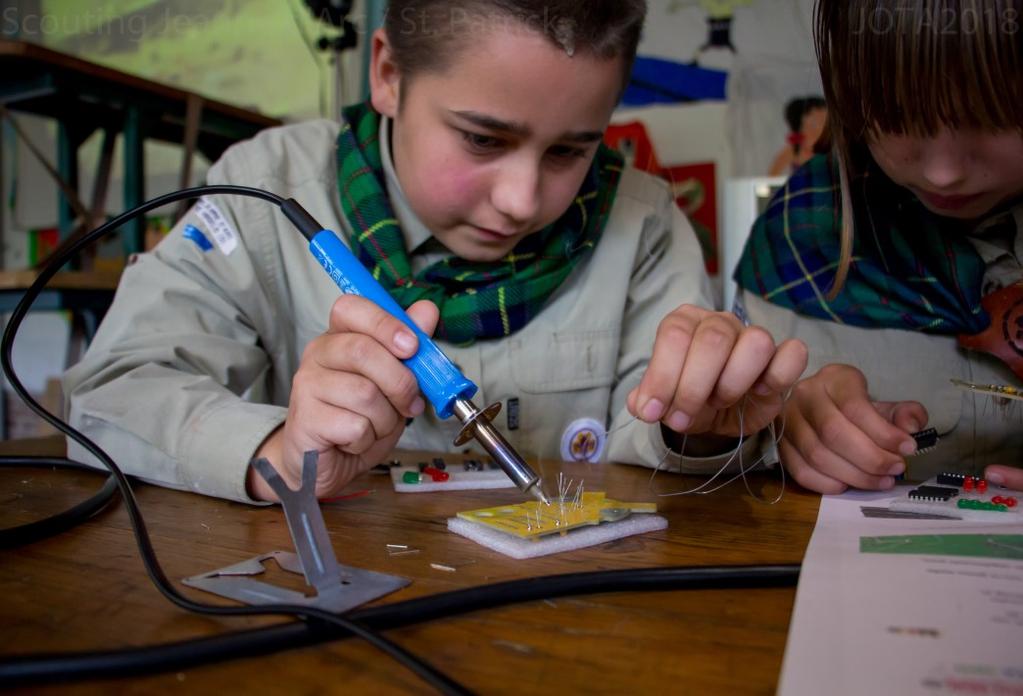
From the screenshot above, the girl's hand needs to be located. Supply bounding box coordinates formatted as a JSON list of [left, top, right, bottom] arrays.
[[984, 465, 1023, 493], [247, 295, 438, 502], [628, 304, 808, 444], [778, 363, 928, 493]]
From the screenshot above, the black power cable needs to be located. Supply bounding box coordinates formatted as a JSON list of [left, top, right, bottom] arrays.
[[0, 564, 800, 684], [0, 185, 803, 691], [0, 458, 117, 548]]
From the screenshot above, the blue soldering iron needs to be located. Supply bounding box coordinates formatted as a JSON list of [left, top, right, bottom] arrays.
[[280, 199, 550, 505]]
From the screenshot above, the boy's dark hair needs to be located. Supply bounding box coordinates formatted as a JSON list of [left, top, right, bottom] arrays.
[[384, 1, 647, 88], [784, 96, 826, 134]]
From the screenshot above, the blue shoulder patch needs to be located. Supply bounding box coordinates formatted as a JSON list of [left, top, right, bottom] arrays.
[[183, 223, 214, 252]]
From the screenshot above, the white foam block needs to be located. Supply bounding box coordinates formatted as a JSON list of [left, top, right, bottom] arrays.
[[391, 467, 516, 493], [447, 515, 668, 559]]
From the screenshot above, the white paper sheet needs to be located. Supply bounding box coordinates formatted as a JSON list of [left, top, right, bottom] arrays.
[[779, 487, 1023, 696]]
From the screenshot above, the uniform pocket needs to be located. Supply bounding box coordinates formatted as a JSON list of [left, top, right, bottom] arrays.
[[510, 330, 618, 393]]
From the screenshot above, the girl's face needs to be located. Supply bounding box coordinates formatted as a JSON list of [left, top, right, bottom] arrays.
[[868, 128, 1023, 221], [369, 27, 622, 262]]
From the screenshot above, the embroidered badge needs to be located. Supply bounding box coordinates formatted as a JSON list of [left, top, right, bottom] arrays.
[[559, 417, 607, 463]]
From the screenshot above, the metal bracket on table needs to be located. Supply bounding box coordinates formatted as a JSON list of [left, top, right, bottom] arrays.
[[182, 451, 408, 612]]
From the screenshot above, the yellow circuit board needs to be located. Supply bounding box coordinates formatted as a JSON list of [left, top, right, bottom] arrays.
[[456, 492, 657, 539]]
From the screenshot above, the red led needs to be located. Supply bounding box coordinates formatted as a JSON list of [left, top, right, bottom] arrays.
[[992, 496, 1005, 505], [1006, 497, 1018, 508], [976, 479, 988, 493], [963, 477, 975, 491], [423, 466, 450, 482]]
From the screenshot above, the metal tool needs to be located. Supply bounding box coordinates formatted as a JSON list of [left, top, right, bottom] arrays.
[[182, 452, 408, 611], [281, 200, 550, 504]]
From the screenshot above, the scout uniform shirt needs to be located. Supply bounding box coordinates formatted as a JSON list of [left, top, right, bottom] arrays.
[[63, 119, 745, 502]]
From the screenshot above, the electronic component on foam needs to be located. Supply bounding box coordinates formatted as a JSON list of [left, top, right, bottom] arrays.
[[963, 476, 989, 493], [422, 466, 449, 482], [908, 485, 957, 502], [890, 472, 1022, 521], [391, 457, 515, 493], [936, 472, 966, 486]]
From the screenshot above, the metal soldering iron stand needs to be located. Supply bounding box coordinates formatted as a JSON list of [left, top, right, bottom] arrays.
[[183, 451, 408, 611]]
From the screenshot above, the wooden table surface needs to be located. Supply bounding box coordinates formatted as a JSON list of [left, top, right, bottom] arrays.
[[0, 446, 820, 695]]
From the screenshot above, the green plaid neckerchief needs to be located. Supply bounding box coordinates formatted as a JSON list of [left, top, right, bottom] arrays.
[[335, 102, 623, 345], [734, 153, 990, 335]]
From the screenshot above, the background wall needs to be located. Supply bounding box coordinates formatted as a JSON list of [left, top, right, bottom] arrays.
[[0, 0, 373, 267], [629, 0, 820, 176], [614, 0, 819, 303]]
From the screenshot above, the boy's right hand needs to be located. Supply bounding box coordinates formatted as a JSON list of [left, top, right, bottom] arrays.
[[778, 363, 928, 494], [247, 295, 439, 502]]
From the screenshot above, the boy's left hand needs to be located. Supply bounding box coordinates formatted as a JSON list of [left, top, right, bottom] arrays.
[[628, 304, 808, 440], [985, 465, 1023, 492]]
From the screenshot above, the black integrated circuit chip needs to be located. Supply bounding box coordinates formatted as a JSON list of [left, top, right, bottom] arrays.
[[936, 472, 966, 487], [910, 427, 939, 453], [908, 485, 958, 502]]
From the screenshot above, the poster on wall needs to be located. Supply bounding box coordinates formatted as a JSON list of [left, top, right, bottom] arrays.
[[663, 162, 718, 275], [626, 0, 822, 176], [624, 0, 755, 107], [605, 122, 718, 275]]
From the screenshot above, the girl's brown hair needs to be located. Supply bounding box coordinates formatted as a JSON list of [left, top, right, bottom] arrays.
[[383, 1, 647, 90], [815, 0, 1023, 296]]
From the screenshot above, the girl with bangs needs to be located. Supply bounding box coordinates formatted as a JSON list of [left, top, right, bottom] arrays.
[[735, 0, 1023, 494]]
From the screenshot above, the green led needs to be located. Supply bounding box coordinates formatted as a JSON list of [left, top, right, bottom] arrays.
[[960, 500, 1010, 512], [402, 471, 421, 484]]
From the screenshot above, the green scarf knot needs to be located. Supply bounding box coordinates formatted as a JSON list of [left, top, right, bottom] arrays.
[[734, 154, 989, 335]]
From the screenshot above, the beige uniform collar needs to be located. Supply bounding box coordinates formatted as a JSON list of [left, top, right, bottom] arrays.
[[379, 115, 435, 254], [968, 201, 1022, 295]]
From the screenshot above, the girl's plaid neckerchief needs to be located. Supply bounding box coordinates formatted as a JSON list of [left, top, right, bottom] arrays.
[[734, 154, 990, 335], [336, 102, 623, 345]]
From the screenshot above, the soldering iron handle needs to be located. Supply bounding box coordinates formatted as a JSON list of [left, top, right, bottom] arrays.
[[307, 230, 477, 419]]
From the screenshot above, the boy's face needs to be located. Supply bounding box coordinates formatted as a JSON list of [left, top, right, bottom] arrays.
[[868, 128, 1023, 221], [370, 27, 623, 262]]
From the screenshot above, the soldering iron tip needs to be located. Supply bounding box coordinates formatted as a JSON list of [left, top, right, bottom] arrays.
[[531, 483, 551, 506]]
